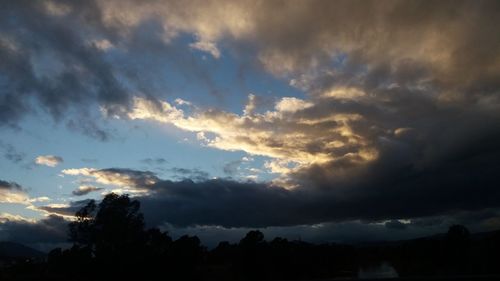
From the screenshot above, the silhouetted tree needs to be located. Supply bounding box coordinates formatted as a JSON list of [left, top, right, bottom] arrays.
[[145, 227, 172, 256], [69, 194, 146, 263], [66, 193, 149, 277], [47, 245, 92, 275], [34, 195, 500, 280], [236, 230, 270, 279], [166, 235, 205, 280], [444, 224, 471, 274], [68, 199, 96, 248], [446, 224, 471, 243], [239, 230, 265, 248]]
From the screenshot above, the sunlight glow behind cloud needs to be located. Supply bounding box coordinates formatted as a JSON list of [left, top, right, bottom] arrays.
[[127, 94, 378, 184]]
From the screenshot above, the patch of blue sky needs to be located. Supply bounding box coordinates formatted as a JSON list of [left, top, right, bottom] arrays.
[[0, 115, 91, 203], [0, 26, 301, 218], [0, 105, 266, 202], [106, 30, 306, 113]]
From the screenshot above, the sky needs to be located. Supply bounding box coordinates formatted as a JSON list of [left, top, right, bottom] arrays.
[[1, 0, 500, 250]]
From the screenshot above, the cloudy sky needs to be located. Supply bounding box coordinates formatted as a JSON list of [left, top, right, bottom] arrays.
[[1, 0, 500, 249]]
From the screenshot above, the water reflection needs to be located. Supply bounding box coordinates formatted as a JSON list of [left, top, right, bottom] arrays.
[[358, 261, 399, 279]]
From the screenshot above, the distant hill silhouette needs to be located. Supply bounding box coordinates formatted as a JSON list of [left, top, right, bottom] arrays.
[[0, 242, 45, 259], [355, 229, 500, 248]]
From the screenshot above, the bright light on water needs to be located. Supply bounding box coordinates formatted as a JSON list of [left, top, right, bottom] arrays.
[[358, 261, 399, 279]]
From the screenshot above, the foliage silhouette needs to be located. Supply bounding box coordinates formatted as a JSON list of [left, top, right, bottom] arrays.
[[69, 193, 146, 267], [64, 193, 206, 279], [443, 224, 471, 273], [2, 194, 500, 280]]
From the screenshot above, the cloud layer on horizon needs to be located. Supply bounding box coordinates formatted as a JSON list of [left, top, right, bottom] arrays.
[[50, 165, 500, 230]]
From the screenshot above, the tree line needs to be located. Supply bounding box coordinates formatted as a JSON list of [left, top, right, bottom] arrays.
[[2, 193, 500, 280]]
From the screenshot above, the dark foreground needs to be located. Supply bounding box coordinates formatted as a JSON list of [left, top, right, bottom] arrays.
[[3, 273, 500, 281], [2, 194, 500, 280]]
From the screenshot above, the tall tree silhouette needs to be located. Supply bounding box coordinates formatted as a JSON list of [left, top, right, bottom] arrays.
[[237, 230, 269, 279], [68, 199, 96, 247], [444, 224, 471, 273], [68, 193, 146, 269]]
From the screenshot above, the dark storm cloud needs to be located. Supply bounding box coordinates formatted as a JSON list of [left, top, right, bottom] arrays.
[[136, 143, 500, 228], [140, 179, 295, 227], [59, 135, 500, 228], [0, 215, 68, 245], [0, 1, 130, 129], [286, 125, 500, 223], [0, 179, 23, 191], [43, 168, 500, 245], [247, 0, 500, 96], [38, 199, 93, 217], [126, 82, 500, 228], [0, 0, 239, 137]]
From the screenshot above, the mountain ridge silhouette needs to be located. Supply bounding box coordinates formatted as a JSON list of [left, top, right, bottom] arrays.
[[0, 241, 46, 259]]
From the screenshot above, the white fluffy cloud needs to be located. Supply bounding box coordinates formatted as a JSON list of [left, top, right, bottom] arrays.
[[35, 155, 63, 167], [0, 189, 29, 204], [189, 40, 220, 58]]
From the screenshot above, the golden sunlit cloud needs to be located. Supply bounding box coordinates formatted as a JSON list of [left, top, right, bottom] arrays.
[[0, 180, 29, 204], [127, 94, 379, 181], [62, 168, 157, 194], [0, 212, 36, 223], [0, 188, 29, 204]]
